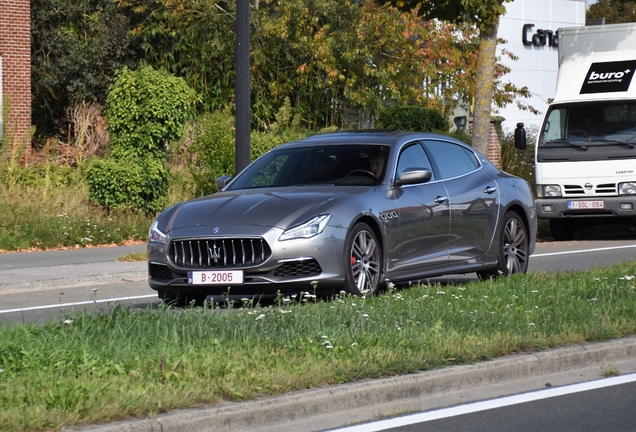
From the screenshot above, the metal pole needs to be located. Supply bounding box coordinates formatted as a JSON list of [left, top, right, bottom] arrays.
[[235, 0, 251, 173]]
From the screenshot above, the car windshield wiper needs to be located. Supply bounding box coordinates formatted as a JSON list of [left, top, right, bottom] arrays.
[[588, 139, 635, 148], [543, 139, 588, 150]]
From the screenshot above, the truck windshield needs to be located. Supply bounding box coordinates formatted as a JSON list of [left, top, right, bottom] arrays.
[[540, 101, 636, 146], [538, 101, 636, 161]]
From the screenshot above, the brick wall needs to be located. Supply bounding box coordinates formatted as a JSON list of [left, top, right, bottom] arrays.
[[0, 0, 31, 143], [487, 123, 501, 168]]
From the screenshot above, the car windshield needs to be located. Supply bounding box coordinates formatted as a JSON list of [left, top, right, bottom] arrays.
[[226, 144, 390, 190]]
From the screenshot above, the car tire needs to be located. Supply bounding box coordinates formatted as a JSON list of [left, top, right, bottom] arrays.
[[550, 219, 576, 241], [477, 211, 529, 279], [343, 222, 382, 296]]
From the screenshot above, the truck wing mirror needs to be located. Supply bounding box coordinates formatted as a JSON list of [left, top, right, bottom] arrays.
[[515, 123, 527, 150]]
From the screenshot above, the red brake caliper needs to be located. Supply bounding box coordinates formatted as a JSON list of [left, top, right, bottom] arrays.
[[351, 256, 357, 265]]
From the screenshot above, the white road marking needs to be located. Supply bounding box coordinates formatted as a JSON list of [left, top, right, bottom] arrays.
[[0, 294, 157, 314], [330, 373, 636, 431], [532, 244, 636, 258]]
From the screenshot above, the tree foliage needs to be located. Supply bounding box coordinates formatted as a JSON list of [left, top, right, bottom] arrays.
[[587, 0, 636, 23], [377, 106, 449, 131], [377, 0, 513, 158], [31, 0, 146, 140], [32, 0, 528, 147]]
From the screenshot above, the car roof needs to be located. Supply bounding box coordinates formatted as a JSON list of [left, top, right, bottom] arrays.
[[278, 130, 463, 149]]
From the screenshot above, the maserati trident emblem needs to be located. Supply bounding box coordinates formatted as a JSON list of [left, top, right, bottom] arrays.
[[208, 243, 220, 263]]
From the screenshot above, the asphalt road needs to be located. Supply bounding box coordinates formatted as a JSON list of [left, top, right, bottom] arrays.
[[334, 375, 636, 432], [3, 236, 636, 325]]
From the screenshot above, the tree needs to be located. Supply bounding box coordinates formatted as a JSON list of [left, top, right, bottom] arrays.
[[377, 0, 513, 157], [31, 0, 146, 141], [587, 0, 636, 24]]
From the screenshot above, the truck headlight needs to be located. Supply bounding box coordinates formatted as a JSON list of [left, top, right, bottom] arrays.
[[619, 182, 636, 195], [538, 185, 562, 198], [279, 214, 332, 241]]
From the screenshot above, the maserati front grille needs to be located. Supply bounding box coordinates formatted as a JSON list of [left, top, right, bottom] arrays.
[[170, 238, 272, 269]]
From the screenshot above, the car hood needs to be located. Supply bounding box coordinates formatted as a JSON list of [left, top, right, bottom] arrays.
[[166, 187, 370, 231]]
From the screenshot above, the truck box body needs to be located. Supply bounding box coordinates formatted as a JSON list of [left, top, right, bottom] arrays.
[[532, 23, 636, 240]]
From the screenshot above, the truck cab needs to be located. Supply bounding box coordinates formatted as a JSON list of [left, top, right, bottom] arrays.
[[516, 23, 636, 241]]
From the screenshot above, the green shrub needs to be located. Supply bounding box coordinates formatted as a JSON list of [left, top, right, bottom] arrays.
[[106, 65, 199, 159], [184, 110, 313, 196], [500, 125, 537, 191], [377, 105, 449, 132], [88, 66, 198, 212], [185, 110, 236, 196], [86, 156, 169, 213]]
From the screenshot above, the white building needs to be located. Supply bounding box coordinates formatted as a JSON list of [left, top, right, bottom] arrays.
[[496, 0, 587, 132]]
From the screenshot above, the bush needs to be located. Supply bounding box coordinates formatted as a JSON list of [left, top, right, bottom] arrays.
[[184, 110, 313, 196], [500, 124, 538, 191], [377, 105, 449, 132], [106, 66, 199, 159], [88, 66, 198, 212], [86, 156, 169, 213]]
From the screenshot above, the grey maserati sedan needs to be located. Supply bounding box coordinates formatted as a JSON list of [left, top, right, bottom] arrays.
[[147, 130, 536, 304]]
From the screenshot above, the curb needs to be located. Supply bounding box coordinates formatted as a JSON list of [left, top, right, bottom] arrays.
[[75, 335, 636, 432]]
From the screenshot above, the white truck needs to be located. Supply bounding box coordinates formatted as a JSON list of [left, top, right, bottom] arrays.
[[515, 22, 636, 241]]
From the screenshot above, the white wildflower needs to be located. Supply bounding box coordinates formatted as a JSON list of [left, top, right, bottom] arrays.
[[255, 314, 265, 320]]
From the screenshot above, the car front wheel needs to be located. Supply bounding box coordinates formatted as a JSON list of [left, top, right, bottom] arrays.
[[477, 211, 529, 279], [343, 223, 382, 296]]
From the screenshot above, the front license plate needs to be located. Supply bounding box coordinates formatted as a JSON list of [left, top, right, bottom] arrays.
[[567, 200, 604, 210], [188, 270, 244, 285]]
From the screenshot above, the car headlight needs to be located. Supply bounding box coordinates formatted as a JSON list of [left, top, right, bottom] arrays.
[[148, 220, 167, 245], [619, 182, 636, 195], [279, 214, 332, 241], [538, 185, 562, 198]]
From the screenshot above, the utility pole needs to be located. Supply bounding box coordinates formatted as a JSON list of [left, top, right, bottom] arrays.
[[235, 0, 251, 173]]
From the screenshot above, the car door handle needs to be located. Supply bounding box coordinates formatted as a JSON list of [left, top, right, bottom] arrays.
[[434, 196, 448, 204], [484, 186, 497, 194]]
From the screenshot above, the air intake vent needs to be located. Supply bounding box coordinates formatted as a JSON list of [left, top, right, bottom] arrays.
[[149, 263, 174, 281], [273, 259, 322, 277]]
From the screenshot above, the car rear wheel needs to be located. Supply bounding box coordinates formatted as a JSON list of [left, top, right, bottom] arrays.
[[477, 211, 529, 279], [343, 223, 382, 296]]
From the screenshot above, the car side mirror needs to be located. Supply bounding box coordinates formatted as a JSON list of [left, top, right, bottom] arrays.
[[515, 123, 527, 150], [215, 175, 233, 191], [396, 168, 432, 186]]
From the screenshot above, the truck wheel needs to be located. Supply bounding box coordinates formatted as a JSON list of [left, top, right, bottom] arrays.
[[550, 219, 576, 241]]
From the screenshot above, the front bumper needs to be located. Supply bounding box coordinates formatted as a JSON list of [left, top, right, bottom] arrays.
[[146, 224, 348, 296]]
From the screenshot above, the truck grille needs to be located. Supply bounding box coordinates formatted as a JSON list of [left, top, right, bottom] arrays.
[[563, 183, 616, 196], [170, 238, 271, 269]]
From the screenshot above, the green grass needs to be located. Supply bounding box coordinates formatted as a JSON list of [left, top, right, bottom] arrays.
[[1, 263, 635, 431], [0, 182, 150, 251]]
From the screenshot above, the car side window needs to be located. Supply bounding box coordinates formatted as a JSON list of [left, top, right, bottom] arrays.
[[396, 143, 435, 181], [422, 140, 479, 179]]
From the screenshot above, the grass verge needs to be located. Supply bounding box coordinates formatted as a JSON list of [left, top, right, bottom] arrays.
[[1, 262, 635, 431]]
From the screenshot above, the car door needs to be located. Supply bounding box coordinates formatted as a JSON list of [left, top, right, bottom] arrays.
[[422, 139, 500, 262], [389, 142, 450, 273]]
